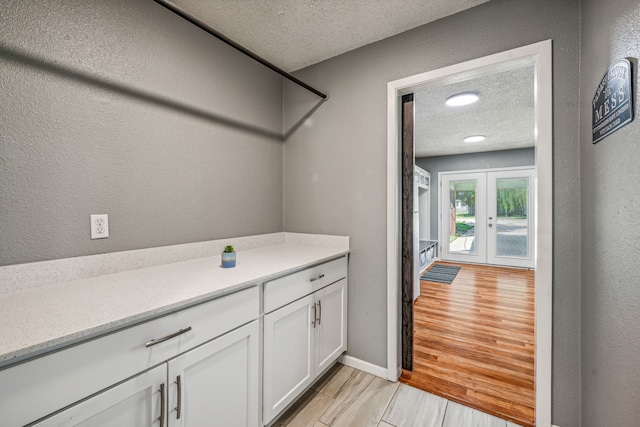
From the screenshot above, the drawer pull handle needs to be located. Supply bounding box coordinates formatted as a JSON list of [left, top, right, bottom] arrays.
[[175, 375, 182, 419], [311, 303, 316, 328], [159, 383, 165, 427], [310, 274, 325, 282], [317, 300, 322, 325], [146, 327, 192, 347]]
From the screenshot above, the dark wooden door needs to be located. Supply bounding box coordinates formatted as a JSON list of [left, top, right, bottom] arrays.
[[401, 94, 414, 371]]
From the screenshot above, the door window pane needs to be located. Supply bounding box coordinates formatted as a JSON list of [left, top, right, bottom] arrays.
[[449, 180, 477, 255], [495, 177, 528, 257]]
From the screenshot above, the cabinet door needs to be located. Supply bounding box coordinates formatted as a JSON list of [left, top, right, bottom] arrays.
[[167, 320, 259, 427], [263, 295, 315, 424], [314, 278, 348, 374], [33, 365, 166, 427]]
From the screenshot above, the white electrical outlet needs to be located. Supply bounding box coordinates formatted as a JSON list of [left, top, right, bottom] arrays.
[[90, 214, 109, 239]]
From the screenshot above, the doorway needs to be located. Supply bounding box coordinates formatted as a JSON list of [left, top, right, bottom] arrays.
[[386, 40, 552, 427], [440, 168, 535, 268], [403, 261, 535, 425]]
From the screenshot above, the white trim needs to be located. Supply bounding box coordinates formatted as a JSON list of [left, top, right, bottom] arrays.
[[386, 40, 553, 427], [386, 77, 402, 381], [338, 355, 388, 379], [533, 39, 553, 427], [438, 165, 534, 176]]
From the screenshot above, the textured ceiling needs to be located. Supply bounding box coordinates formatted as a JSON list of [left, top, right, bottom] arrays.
[[414, 64, 535, 157], [161, 0, 531, 156], [167, 0, 490, 71]]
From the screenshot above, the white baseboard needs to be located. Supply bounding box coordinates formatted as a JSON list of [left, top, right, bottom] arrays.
[[338, 354, 387, 379]]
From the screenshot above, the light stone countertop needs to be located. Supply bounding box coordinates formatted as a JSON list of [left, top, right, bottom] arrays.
[[0, 242, 349, 367]]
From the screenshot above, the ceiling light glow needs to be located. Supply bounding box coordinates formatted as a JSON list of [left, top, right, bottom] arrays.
[[463, 135, 486, 143], [445, 92, 479, 107]]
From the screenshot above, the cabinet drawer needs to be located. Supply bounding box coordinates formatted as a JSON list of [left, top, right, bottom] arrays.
[[264, 256, 347, 313], [0, 285, 259, 427]]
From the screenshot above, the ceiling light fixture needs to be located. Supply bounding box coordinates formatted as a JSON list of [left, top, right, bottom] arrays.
[[445, 92, 479, 107], [463, 135, 486, 143]]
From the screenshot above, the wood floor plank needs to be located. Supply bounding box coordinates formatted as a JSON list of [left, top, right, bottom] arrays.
[[400, 262, 535, 427], [413, 333, 534, 370], [443, 401, 507, 427], [274, 389, 334, 427], [319, 371, 399, 427], [313, 364, 357, 399], [382, 383, 447, 427], [410, 358, 534, 400]]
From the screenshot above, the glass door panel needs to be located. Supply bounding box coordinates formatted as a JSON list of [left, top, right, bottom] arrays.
[[440, 173, 486, 264], [496, 177, 529, 257], [487, 169, 535, 268], [449, 180, 477, 255]]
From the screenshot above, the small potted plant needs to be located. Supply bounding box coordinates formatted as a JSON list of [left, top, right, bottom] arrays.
[[221, 245, 236, 268]]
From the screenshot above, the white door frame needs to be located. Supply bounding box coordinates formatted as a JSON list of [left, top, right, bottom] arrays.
[[386, 40, 552, 426]]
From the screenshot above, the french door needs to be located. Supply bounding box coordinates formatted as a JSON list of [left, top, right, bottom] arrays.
[[440, 168, 535, 268]]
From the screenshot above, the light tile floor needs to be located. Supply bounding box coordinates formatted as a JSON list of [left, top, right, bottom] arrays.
[[273, 364, 523, 427]]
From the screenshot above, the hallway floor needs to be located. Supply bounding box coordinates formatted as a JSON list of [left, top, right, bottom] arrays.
[[274, 363, 522, 427], [401, 262, 535, 427]]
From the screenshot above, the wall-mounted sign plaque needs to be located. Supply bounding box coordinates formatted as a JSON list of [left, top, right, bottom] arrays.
[[592, 59, 634, 143]]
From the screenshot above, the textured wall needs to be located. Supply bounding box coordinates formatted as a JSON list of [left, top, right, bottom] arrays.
[[284, 0, 581, 425], [0, 0, 284, 266], [416, 148, 535, 239], [580, 1, 640, 426]]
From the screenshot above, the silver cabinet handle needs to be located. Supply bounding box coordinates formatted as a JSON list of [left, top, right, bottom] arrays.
[[175, 375, 182, 419], [310, 274, 325, 282], [145, 327, 192, 347], [159, 383, 165, 427], [317, 300, 322, 325], [311, 303, 316, 328]]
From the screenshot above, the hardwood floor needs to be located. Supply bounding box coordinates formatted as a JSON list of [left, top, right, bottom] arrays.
[[400, 262, 535, 427]]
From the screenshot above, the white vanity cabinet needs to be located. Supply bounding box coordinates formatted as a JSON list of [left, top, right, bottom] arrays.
[[1, 286, 260, 427], [314, 279, 348, 374], [32, 321, 259, 427], [263, 294, 315, 423], [262, 256, 348, 424], [32, 364, 166, 427], [167, 320, 259, 427], [0, 247, 350, 427]]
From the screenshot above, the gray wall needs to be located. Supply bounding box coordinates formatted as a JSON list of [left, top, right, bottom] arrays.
[[284, 0, 581, 425], [0, 0, 284, 266], [416, 148, 535, 239], [580, 1, 640, 426]]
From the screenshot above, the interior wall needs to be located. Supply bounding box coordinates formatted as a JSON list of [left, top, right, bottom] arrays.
[[580, 1, 640, 426], [416, 148, 535, 240], [0, 0, 284, 266], [283, 0, 580, 425]]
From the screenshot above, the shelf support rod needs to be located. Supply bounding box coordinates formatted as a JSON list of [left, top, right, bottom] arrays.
[[153, 0, 328, 100]]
